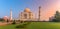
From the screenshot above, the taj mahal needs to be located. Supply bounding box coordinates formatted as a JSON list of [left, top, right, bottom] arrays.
[[19, 6, 41, 21], [19, 8, 34, 21]]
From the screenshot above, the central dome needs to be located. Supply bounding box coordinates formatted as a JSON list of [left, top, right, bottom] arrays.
[[24, 8, 30, 12]]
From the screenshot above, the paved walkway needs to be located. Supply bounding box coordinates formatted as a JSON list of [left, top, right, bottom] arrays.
[[0, 22, 8, 26]]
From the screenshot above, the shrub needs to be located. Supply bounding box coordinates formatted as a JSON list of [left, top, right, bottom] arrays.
[[16, 24, 26, 28], [16, 22, 31, 28], [12, 20, 16, 24]]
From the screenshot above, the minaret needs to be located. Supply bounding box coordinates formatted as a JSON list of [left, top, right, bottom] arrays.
[[10, 8, 12, 20], [38, 6, 41, 21]]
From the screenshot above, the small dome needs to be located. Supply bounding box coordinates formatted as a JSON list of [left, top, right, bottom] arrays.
[[24, 8, 30, 12], [4, 16, 8, 18], [3, 16, 9, 20]]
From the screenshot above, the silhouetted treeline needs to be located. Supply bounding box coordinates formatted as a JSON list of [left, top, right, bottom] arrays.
[[49, 11, 60, 22], [0, 18, 4, 21]]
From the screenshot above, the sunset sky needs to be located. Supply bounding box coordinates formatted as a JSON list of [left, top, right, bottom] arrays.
[[0, 0, 60, 21]]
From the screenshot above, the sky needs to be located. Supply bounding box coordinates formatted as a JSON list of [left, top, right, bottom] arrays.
[[0, 0, 60, 21]]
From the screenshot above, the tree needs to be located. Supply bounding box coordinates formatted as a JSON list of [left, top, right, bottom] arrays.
[[54, 11, 60, 22], [12, 20, 16, 24], [7, 19, 9, 23]]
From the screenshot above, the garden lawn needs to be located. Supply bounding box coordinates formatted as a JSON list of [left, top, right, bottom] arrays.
[[0, 22, 60, 29]]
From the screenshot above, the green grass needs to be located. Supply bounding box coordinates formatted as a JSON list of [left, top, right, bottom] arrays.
[[0, 22, 60, 29]]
